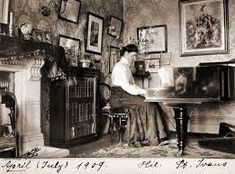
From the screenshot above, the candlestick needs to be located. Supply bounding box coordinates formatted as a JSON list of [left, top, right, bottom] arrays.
[[9, 12, 13, 36], [9, 12, 13, 26]]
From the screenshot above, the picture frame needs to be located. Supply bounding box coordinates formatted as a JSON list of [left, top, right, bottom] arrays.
[[32, 29, 45, 42], [108, 16, 123, 38], [179, 0, 229, 56], [134, 61, 146, 75], [85, 12, 104, 55], [145, 59, 160, 73], [59, 35, 81, 67], [32, 29, 53, 44], [109, 46, 120, 73], [58, 0, 81, 24], [137, 25, 167, 54]]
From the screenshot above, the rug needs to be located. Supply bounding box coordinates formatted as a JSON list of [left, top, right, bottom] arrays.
[[70, 138, 235, 158]]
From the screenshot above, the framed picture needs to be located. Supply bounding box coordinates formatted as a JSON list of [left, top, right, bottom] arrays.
[[179, 0, 229, 56], [137, 25, 167, 54], [32, 29, 53, 44], [58, 0, 81, 24], [145, 59, 160, 73], [109, 46, 120, 73], [134, 61, 146, 75], [85, 12, 104, 55], [108, 16, 123, 38], [32, 29, 45, 42], [59, 35, 81, 67]]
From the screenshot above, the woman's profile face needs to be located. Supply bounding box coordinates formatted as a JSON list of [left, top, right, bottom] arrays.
[[125, 51, 137, 63]]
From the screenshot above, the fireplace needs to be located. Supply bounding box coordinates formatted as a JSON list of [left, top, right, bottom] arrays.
[[0, 36, 69, 158]]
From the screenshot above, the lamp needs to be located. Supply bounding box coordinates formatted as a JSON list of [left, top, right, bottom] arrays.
[[41, 0, 68, 17]]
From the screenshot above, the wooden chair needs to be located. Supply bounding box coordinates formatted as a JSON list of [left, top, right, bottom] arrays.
[[99, 83, 128, 146]]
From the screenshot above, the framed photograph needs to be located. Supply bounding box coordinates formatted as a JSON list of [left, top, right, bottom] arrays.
[[85, 12, 104, 55], [108, 16, 123, 38], [59, 35, 81, 67], [109, 46, 120, 73], [32, 29, 53, 44], [137, 25, 167, 54], [134, 61, 146, 75], [32, 29, 45, 42], [179, 0, 229, 56], [58, 0, 81, 24], [145, 59, 160, 73]]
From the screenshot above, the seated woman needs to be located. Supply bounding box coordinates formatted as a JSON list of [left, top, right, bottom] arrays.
[[110, 44, 168, 147]]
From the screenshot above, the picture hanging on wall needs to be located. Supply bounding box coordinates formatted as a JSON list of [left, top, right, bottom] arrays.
[[108, 16, 123, 39], [85, 12, 104, 55], [137, 25, 167, 54], [179, 0, 228, 56], [58, 0, 81, 24], [109, 46, 120, 73], [145, 59, 160, 73], [59, 35, 81, 67], [32, 29, 53, 44]]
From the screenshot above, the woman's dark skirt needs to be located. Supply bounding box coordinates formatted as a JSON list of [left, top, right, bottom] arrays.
[[109, 87, 168, 145]]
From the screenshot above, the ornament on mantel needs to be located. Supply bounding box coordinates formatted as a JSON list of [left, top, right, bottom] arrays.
[[20, 23, 33, 40]]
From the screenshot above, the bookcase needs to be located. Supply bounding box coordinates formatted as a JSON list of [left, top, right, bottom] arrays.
[[49, 68, 99, 146]]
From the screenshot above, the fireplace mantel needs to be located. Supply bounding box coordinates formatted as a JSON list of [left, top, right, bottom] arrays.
[[0, 35, 69, 157]]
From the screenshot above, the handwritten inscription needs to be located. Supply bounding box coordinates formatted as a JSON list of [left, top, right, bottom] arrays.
[[138, 160, 161, 168], [37, 160, 69, 173], [1, 160, 106, 173], [0, 159, 230, 173], [176, 159, 228, 169], [1, 160, 31, 172], [76, 161, 106, 171]]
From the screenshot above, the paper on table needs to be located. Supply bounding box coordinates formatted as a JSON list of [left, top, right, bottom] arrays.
[[158, 67, 174, 88]]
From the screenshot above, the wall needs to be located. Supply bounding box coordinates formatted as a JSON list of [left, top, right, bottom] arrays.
[[11, 0, 123, 145], [123, 0, 235, 133]]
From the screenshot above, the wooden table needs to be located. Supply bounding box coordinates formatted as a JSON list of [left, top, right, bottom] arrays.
[[145, 97, 219, 156]]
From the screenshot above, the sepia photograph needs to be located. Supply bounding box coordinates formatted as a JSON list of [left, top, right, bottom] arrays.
[[0, 0, 235, 173]]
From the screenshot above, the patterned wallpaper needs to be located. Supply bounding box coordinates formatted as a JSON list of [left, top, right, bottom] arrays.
[[123, 0, 235, 133], [123, 0, 235, 66], [12, 0, 123, 74], [11, 0, 123, 144]]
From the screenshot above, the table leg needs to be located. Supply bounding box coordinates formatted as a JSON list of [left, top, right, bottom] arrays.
[[109, 116, 114, 144], [118, 116, 122, 146], [173, 107, 189, 156]]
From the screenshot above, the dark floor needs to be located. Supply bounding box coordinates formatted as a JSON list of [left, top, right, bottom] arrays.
[[68, 132, 235, 158]]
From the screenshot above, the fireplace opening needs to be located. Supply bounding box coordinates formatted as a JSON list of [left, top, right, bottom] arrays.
[[0, 71, 18, 158]]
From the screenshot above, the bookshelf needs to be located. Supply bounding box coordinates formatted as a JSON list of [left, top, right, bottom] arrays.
[[49, 68, 99, 146]]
